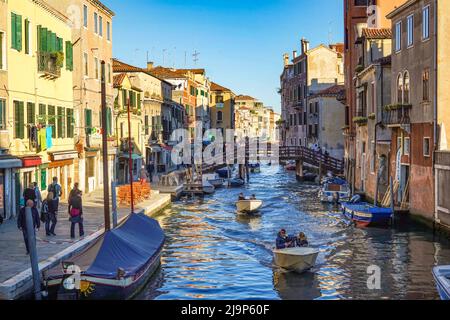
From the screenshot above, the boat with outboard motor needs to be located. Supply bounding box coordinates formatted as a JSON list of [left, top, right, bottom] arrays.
[[236, 199, 263, 213], [341, 195, 393, 228], [319, 177, 351, 203], [273, 247, 319, 274]]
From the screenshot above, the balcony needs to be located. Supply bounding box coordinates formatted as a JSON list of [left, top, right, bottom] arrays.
[[37, 51, 62, 79], [382, 104, 412, 126]]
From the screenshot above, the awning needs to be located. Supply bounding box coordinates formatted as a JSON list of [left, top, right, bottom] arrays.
[[0, 156, 22, 169], [20, 156, 42, 168], [48, 150, 78, 161]]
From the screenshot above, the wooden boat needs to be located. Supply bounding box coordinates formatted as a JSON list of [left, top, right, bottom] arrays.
[[43, 213, 165, 300], [202, 181, 215, 194], [341, 202, 393, 228], [203, 173, 224, 188], [273, 247, 319, 274], [319, 177, 351, 203], [229, 178, 245, 187], [216, 167, 231, 178], [432, 265, 450, 300], [236, 199, 263, 213]]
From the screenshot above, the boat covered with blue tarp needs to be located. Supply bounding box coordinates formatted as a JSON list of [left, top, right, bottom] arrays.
[[432, 265, 450, 300], [44, 213, 165, 300], [341, 202, 393, 228]]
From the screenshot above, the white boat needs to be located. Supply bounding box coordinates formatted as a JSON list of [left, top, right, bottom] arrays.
[[319, 177, 351, 203], [202, 181, 215, 194], [236, 199, 263, 213], [273, 247, 319, 273]]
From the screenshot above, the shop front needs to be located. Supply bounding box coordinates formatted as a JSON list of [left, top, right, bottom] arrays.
[[15, 156, 42, 215], [0, 155, 22, 219], [48, 151, 78, 200]]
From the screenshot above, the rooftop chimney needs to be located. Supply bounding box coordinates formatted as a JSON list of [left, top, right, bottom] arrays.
[[293, 50, 298, 59], [283, 53, 289, 67], [301, 38, 310, 55], [147, 61, 154, 71]]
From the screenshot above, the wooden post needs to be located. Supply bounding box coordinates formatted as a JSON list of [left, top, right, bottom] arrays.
[[374, 174, 379, 207], [101, 61, 111, 230], [390, 176, 395, 224], [111, 181, 118, 228]]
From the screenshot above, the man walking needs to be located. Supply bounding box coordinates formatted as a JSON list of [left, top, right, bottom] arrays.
[[23, 183, 36, 204], [33, 182, 42, 210], [17, 200, 40, 255], [47, 177, 61, 212]]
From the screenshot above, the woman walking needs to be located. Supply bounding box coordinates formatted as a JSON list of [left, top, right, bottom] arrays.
[[43, 192, 57, 236], [68, 189, 84, 239]]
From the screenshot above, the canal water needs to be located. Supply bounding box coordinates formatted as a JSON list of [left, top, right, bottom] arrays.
[[137, 166, 450, 300]]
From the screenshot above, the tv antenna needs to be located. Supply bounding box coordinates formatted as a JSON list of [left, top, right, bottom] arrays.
[[192, 50, 200, 65]]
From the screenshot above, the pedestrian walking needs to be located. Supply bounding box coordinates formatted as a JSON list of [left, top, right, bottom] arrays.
[[43, 192, 57, 236], [33, 182, 42, 210], [68, 189, 84, 239], [140, 165, 149, 184], [23, 183, 36, 204], [69, 182, 81, 201], [17, 200, 40, 255], [47, 177, 61, 213]]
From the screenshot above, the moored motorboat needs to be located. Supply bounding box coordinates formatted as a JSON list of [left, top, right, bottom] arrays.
[[319, 177, 351, 203], [341, 201, 393, 228], [432, 265, 450, 300], [229, 178, 245, 187], [236, 199, 263, 213], [202, 181, 215, 194], [203, 174, 224, 188], [273, 247, 319, 274], [44, 213, 165, 300], [216, 167, 231, 178]]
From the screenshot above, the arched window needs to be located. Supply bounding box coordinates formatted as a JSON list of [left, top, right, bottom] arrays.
[[217, 111, 223, 122], [403, 71, 410, 104], [397, 73, 403, 104]]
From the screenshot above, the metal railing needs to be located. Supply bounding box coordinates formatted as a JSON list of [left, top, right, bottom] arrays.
[[382, 105, 411, 125]]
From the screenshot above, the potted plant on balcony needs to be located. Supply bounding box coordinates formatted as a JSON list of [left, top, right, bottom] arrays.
[[352, 116, 368, 126], [50, 51, 65, 68], [368, 113, 376, 120]]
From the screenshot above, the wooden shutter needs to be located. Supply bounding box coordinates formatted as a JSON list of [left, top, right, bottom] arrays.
[[106, 107, 112, 136], [40, 27, 48, 52], [11, 14, 16, 50], [65, 41, 73, 71], [25, 19, 29, 54], [16, 15, 22, 51]]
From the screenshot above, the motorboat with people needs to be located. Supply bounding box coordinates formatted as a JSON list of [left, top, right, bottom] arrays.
[[273, 230, 319, 273], [319, 176, 351, 203], [43, 213, 165, 300], [236, 194, 263, 213], [229, 178, 245, 187], [202, 173, 224, 188], [341, 195, 393, 228], [202, 181, 215, 194], [432, 265, 450, 300]]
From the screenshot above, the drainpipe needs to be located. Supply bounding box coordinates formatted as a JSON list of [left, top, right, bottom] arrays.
[[433, 0, 438, 224]]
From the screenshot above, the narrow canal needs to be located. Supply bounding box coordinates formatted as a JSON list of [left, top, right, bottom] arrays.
[[137, 166, 450, 300]]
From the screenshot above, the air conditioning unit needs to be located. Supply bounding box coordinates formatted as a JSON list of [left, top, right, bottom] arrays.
[[0, 130, 10, 149]]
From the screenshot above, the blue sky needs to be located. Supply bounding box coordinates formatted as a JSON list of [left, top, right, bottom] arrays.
[[103, 0, 343, 112]]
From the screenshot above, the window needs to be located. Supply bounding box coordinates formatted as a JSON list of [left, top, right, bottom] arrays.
[[99, 16, 103, 37], [217, 111, 223, 122], [370, 142, 376, 174], [403, 71, 410, 104], [94, 57, 99, 79], [85, 109, 92, 135], [83, 5, 88, 28], [84, 52, 88, 76], [38, 104, 46, 125], [371, 82, 376, 114], [26, 102, 35, 125], [107, 21, 111, 41], [423, 137, 431, 157], [423, 69, 430, 101], [0, 99, 5, 130], [407, 15, 414, 47], [94, 12, 98, 34], [13, 101, 25, 139], [57, 107, 65, 138], [107, 63, 111, 83], [395, 21, 402, 52], [397, 73, 404, 104], [48, 105, 56, 138], [423, 6, 430, 40], [404, 137, 410, 156], [107, 107, 112, 136], [0, 31, 5, 70], [11, 13, 23, 51]]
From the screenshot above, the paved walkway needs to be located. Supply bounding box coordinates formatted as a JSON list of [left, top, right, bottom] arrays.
[[0, 187, 171, 299]]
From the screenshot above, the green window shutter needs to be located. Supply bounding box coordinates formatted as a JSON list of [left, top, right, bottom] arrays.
[[25, 19, 29, 54], [85, 109, 92, 135], [16, 14, 22, 51], [106, 107, 112, 136], [40, 27, 47, 52], [57, 37, 63, 52], [26, 102, 35, 125], [51, 32, 57, 52], [65, 41, 73, 71], [11, 13, 16, 49], [48, 105, 56, 138], [38, 104, 46, 125]]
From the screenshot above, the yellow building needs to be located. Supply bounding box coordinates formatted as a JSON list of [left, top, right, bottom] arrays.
[[113, 73, 143, 184], [6, 0, 75, 217], [210, 82, 235, 135]]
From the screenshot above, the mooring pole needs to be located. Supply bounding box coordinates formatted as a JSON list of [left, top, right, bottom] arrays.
[[127, 97, 135, 214], [111, 181, 118, 228], [390, 176, 395, 224], [25, 207, 41, 300], [101, 61, 111, 231]]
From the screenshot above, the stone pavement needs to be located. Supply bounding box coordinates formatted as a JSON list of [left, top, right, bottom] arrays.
[[0, 187, 171, 299]]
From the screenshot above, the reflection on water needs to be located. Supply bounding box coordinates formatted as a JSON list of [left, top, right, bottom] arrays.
[[136, 166, 450, 300]]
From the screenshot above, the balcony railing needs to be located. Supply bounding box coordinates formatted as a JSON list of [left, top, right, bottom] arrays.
[[37, 52, 61, 78], [382, 104, 412, 126]]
